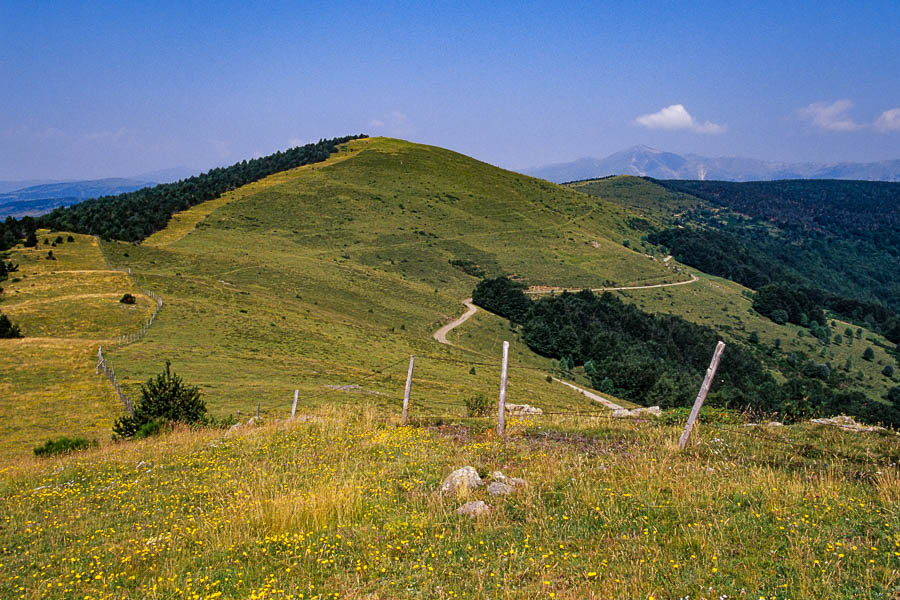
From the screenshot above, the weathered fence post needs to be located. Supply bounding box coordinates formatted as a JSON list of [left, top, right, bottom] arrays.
[[678, 340, 726, 449], [497, 341, 509, 436], [291, 389, 299, 418], [256, 402, 260, 418], [401, 355, 414, 425]]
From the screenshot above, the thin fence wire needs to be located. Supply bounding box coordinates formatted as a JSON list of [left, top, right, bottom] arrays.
[[96, 236, 163, 350]]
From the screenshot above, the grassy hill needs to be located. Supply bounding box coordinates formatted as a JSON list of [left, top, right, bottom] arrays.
[[2, 139, 899, 599], [92, 138, 674, 422], [0, 232, 154, 460], [567, 176, 900, 404]]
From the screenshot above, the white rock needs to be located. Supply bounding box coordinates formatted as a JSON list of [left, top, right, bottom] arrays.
[[810, 415, 888, 433], [441, 466, 483, 494], [490, 471, 527, 488], [612, 406, 661, 418], [487, 481, 514, 496], [505, 403, 543, 415], [457, 500, 491, 517]]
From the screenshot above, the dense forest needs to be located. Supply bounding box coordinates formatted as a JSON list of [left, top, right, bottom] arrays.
[[0, 135, 366, 248], [655, 179, 900, 233], [474, 277, 900, 427], [641, 179, 900, 340]]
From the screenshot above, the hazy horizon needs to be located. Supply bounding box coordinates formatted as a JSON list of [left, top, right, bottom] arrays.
[[2, 1, 898, 180]]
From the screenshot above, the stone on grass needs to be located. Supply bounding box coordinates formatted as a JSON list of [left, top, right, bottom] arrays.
[[457, 500, 491, 517], [441, 466, 483, 494], [487, 481, 514, 496], [505, 403, 543, 415], [612, 406, 661, 418], [490, 471, 527, 489], [810, 415, 890, 434]]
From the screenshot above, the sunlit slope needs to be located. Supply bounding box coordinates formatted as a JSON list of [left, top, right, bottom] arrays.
[[0, 233, 154, 460], [569, 176, 899, 403], [101, 138, 670, 417]]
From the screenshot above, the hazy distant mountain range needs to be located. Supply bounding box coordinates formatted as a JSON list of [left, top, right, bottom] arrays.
[[524, 146, 900, 183], [0, 167, 197, 218]]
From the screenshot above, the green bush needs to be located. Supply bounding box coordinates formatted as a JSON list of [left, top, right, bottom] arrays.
[[33, 436, 97, 457], [120, 293, 136, 304], [0, 313, 22, 338], [464, 392, 491, 417], [113, 361, 205, 439]]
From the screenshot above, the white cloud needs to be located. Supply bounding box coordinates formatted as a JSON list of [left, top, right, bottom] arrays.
[[367, 111, 413, 136], [634, 104, 725, 134], [797, 99, 862, 131], [875, 108, 900, 132]]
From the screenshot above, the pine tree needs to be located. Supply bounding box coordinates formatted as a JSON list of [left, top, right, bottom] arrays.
[[113, 361, 205, 438], [0, 313, 22, 338]]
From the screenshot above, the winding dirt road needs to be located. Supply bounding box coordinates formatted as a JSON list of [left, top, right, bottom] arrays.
[[552, 378, 623, 410], [431, 271, 701, 408], [524, 273, 699, 295], [432, 298, 477, 345], [431, 297, 624, 410]]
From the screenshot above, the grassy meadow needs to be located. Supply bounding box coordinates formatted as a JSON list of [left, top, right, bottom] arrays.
[[1, 408, 898, 599], [1, 139, 899, 599], [619, 273, 900, 399], [96, 137, 675, 422], [0, 233, 154, 461]]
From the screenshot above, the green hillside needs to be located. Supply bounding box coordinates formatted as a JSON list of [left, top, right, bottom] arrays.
[[568, 176, 900, 410], [3, 139, 899, 600], [91, 137, 672, 422]]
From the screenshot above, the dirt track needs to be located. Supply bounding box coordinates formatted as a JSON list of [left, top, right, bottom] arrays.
[[524, 273, 699, 295], [432, 298, 477, 345]]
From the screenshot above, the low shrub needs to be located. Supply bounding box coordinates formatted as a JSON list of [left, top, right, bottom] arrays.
[[464, 392, 491, 417], [33, 436, 97, 457]]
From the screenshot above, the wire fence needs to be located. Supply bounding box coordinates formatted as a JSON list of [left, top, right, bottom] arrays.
[[96, 236, 163, 350], [80, 253, 896, 465], [93, 236, 164, 410]]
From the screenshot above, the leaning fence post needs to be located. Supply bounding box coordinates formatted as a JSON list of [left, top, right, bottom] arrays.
[[401, 355, 414, 425], [497, 341, 509, 436], [678, 341, 726, 450], [291, 389, 299, 418]]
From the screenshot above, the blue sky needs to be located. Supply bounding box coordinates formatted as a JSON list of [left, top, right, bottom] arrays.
[[1, 0, 898, 179]]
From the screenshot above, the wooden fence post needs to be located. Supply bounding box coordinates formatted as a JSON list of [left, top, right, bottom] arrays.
[[497, 341, 509, 436], [678, 341, 726, 449], [401, 355, 414, 425], [256, 402, 260, 419], [291, 389, 299, 418]]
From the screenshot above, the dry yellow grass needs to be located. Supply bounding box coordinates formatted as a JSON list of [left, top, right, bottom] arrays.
[[0, 232, 153, 460], [2, 408, 897, 598]]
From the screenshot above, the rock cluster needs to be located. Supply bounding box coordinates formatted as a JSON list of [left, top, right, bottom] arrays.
[[442, 467, 528, 518], [810, 414, 892, 434], [505, 403, 543, 415], [611, 406, 661, 418]]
